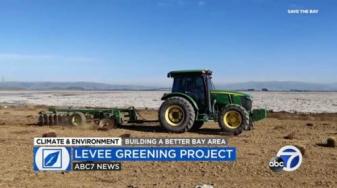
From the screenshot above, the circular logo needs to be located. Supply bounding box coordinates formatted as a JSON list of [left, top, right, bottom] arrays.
[[276, 145, 302, 172], [269, 156, 284, 172]]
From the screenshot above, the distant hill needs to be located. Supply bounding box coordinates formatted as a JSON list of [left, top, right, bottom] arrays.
[[217, 81, 337, 91], [0, 81, 336, 91]]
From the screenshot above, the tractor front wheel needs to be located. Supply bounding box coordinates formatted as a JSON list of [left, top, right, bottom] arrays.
[[218, 104, 249, 135], [159, 97, 195, 133]]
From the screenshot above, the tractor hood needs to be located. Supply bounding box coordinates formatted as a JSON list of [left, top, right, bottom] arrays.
[[210, 90, 252, 111], [210, 90, 251, 98]]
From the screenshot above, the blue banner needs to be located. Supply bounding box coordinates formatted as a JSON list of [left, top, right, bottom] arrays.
[[73, 147, 236, 161]]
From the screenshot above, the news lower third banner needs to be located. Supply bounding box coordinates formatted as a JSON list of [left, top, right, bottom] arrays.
[[33, 137, 235, 172]]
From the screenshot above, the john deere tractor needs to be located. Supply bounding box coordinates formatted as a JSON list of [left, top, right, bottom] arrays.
[[159, 69, 267, 135]]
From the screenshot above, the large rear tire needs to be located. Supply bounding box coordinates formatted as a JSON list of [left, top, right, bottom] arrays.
[[159, 97, 195, 133], [218, 104, 249, 135]]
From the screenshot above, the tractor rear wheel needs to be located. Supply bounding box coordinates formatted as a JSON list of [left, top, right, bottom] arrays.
[[159, 97, 195, 133], [70, 112, 86, 126], [218, 104, 249, 135]]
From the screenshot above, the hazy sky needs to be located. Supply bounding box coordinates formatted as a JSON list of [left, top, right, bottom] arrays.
[[0, 0, 336, 85]]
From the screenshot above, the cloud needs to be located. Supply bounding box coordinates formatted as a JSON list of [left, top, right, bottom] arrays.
[[0, 53, 96, 63]]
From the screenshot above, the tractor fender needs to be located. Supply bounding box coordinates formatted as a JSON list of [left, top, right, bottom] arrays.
[[161, 92, 199, 111]]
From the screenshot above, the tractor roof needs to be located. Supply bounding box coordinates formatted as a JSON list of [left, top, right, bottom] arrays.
[[167, 69, 212, 77]]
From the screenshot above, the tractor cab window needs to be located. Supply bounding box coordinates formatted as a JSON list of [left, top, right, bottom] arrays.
[[172, 76, 206, 111], [172, 76, 204, 93]]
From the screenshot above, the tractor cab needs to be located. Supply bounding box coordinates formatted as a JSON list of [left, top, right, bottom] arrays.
[[168, 70, 213, 114]]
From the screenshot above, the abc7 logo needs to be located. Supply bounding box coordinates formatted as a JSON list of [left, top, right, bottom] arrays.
[[269, 157, 285, 172], [269, 145, 303, 172]]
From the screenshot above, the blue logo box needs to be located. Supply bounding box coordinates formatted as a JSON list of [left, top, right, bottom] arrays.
[[42, 148, 62, 168], [33, 147, 72, 172]]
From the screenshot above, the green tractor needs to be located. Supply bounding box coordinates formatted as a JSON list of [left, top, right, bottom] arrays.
[[159, 69, 267, 135]]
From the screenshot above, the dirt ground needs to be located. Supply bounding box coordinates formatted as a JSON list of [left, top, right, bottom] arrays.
[[0, 105, 336, 188]]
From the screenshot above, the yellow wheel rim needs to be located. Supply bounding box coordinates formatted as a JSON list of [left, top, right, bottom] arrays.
[[165, 105, 184, 126], [223, 110, 242, 129]]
